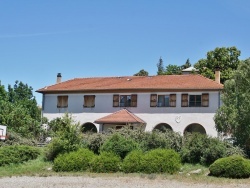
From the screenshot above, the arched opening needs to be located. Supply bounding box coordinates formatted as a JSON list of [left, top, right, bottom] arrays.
[[81, 122, 97, 133], [153, 123, 173, 132], [184, 123, 206, 134]]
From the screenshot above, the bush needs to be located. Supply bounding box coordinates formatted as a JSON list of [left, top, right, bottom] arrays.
[[0, 145, 40, 166], [122, 150, 144, 173], [45, 114, 83, 161], [100, 133, 139, 159], [140, 149, 181, 174], [53, 148, 95, 172], [83, 133, 108, 154], [209, 155, 250, 179], [90, 152, 121, 173]]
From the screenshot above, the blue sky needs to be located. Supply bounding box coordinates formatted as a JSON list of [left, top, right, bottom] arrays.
[[0, 0, 250, 105]]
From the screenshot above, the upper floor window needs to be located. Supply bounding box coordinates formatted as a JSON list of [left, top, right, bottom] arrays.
[[84, 95, 95, 108], [150, 94, 176, 107], [181, 93, 209, 107], [113, 94, 137, 107], [57, 96, 68, 108]]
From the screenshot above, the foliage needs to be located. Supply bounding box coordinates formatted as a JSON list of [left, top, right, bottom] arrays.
[[165, 64, 182, 75], [194, 46, 241, 83], [134, 69, 149, 76], [53, 148, 95, 172], [45, 114, 82, 161], [90, 152, 121, 173], [100, 133, 139, 159], [180, 133, 244, 166], [214, 58, 250, 150], [0, 129, 37, 146], [0, 145, 40, 166], [140, 149, 181, 174], [121, 150, 144, 173], [83, 133, 108, 154], [0, 80, 42, 139], [157, 57, 165, 75], [181, 58, 192, 69], [209, 155, 250, 179]]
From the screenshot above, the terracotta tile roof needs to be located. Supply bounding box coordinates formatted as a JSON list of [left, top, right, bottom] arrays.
[[94, 109, 146, 124], [36, 75, 223, 93]]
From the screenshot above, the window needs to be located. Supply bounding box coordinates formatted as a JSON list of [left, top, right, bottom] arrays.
[[189, 95, 202, 107], [182, 93, 209, 107], [150, 94, 176, 107], [57, 96, 68, 108], [84, 95, 95, 108], [113, 94, 137, 107]]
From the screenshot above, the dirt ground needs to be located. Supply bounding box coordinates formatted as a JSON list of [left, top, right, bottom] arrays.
[[0, 176, 250, 188]]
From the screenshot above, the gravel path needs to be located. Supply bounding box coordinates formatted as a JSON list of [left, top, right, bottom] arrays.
[[0, 176, 249, 188]]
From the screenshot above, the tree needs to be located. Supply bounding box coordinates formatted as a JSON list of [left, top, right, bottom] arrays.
[[194, 46, 241, 84], [134, 69, 149, 76], [181, 58, 191, 69], [214, 58, 250, 149], [165, 64, 182, 75], [157, 57, 165, 75]]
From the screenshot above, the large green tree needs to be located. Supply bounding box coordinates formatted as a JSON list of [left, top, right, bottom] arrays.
[[194, 46, 241, 84], [157, 57, 165, 75], [214, 58, 250, 149], [0, 80, 41, 138]]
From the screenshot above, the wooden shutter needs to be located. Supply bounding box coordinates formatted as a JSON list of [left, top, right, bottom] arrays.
[[181, 94, 188, 107], [170, 94, 176, 107], [84, 95, 95, 108], [131, 94, 137, 107], [202, 93, 209, 107], [57, 96, 68, 108], [150, 94, 157, 107], [113, 95, 119, 107]]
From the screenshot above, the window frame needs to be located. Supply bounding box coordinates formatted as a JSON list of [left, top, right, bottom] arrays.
[[150, 94, 176, 107], [113, 94, 137, 107]]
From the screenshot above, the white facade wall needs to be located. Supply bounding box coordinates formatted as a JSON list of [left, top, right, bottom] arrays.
[[42, 91, 221, 136]]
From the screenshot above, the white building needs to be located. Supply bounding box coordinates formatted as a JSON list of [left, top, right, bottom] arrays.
[[37, 72, 223, 136]]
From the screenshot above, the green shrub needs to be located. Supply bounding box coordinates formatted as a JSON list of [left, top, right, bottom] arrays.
[[83, 133, 108, 154], [0, 145, 40, 166], [100, 133, 139, 159], [209, 155, 250, 179], [122, 150, 144, 173], [53, 148, 95, 172], [90, 152, 121, 173], [140, 149, 181, 174], [45, 114, 83, 161]]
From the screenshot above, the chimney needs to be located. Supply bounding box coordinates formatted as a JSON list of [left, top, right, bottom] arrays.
[[57, 73, 62, 84], [215, 67, 220, 84]]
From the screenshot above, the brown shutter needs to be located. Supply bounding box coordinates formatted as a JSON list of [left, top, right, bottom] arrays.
[[202, 93, 209, 107], [113, 95, 119, 107], [150, 94, 157, 107], [170, 94, 176, 107], [57, 96, 68, 108], [181, 94, 188, 107], [84, 95, 95, 108], [131, 94, 137, 107]]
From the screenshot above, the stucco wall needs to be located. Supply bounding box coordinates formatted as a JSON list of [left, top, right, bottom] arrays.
[[42, 91, 220, 136]]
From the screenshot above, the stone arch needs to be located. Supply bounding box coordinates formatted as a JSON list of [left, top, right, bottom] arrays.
[[153, 123, 173, 132], [81, 122, 97, 133], [184, 123, 206, 134]]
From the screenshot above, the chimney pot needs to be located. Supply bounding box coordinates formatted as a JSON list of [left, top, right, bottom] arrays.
[[57, 73, 62, 84]]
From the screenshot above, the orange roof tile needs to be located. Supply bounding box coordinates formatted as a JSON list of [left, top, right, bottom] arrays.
[[94, 109, 146, 124], [36, 75, 223, 93]]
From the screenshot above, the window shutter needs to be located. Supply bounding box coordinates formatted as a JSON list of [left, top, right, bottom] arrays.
[[84, 95, 95, 108], [202, 93, 209, 107], [57, 96, 68, 108], [150, 94, 157, 107], [113, 95, 119, 107], [170, 94, 176, 107], [181, 94, 188, 107], [131, 94, 137, 107]]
